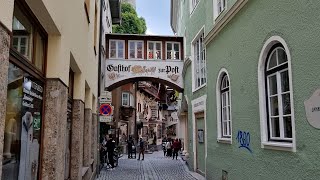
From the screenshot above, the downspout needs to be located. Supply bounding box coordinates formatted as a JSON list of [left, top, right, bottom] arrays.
[[97, 0, 104, 176]]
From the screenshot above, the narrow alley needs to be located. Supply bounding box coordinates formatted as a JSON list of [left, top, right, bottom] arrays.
[[96, 152, 204, 180]]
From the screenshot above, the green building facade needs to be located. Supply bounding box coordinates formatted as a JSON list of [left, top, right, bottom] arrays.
[[171, 0, 320, 179]]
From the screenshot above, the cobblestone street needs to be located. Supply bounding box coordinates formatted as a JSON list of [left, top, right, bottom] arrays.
[[96, 151, 205, 180]]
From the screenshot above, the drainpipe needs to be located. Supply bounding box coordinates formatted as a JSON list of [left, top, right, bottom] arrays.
[[97, 0, 104, 176]]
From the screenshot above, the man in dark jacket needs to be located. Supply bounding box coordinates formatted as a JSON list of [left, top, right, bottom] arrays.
[[172, 138, 180, 160], [127, 135, 134, 159], [137, 138, 145, 160], [106, 134, 116, 169]]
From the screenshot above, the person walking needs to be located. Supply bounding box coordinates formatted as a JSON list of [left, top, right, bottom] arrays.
[[137, 137, 145, 160], [162, 138, 167, 157], [106, 134, 116, 169], [166, 139, 172, 157], [172, 138, 180, 160], [127, 135, 134, 159]]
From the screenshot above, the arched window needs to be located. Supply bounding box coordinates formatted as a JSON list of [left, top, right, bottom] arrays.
[[265, 44, 292, 141], [220, 74, 231, 138], [216, 69, 232, 142]]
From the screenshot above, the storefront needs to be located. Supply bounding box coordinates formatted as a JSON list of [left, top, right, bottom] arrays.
[[2, 1, 47, 180]]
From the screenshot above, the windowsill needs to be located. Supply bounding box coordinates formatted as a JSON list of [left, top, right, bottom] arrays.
[[217, 138, 232, 144], [262, 141, 295, 152], [109, 57, 125, 60], [214, 8, 226, 23], [82, 166, 89, 177], [193, 83, 206, 93]]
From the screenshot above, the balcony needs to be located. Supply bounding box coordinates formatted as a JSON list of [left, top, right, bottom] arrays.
[[119, 106, 134, 120]]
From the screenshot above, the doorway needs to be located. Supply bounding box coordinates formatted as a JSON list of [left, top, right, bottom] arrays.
[[195, 112, 205, 175]]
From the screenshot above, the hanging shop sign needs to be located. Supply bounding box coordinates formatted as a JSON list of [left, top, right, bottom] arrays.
[[105, 59, 184, 91], [99, 104, 113, 116], [304, 88, 320, 129]]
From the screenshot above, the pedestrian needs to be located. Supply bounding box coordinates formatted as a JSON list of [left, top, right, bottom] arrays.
[[166, 138, 172, 157], [127, 135, 134, 159], [106, 134, 116, 169], [137, 137, 145, 160], [172, 138, 180, 160], [162, 138, 167, 157]]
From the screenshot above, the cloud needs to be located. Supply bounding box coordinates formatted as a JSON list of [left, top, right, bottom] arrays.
[[146, 29, 156, 35]]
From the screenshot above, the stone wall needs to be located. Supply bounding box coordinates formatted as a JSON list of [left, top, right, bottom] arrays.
[[0, 22, 10, 178], [41, 79, 68, 180], [70, 100, 84, 180]]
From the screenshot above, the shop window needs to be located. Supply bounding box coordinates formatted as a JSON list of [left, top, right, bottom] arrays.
[[148, 41, 162, 60], [109, 40, 125, 59], [129, 41, 144, 59], [166, 42, 180, 60], [12, 4, 46, 73], [2, 63, 44, 180]]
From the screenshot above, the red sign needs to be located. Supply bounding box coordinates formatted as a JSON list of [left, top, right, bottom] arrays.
[[100, 104, 112, 116]]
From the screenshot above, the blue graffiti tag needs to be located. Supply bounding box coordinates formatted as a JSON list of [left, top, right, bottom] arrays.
[[236, 130, 253, 153]]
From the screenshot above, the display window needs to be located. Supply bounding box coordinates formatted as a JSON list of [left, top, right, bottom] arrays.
[[2, 63, 43, 180]]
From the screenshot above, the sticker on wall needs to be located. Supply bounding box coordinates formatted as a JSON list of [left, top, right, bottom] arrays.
[[304, 89, 320, 129]]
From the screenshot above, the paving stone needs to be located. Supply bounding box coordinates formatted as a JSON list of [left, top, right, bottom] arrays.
[[96, 151, 203, 180]]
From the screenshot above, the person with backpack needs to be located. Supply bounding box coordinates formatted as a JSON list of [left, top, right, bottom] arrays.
[[137, 137, 145, 160]]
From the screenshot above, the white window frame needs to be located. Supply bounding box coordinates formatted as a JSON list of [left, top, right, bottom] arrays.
[[13, 36, 29, 58], [190, 0, 200, 14], [216, 68, 232, 143], [122, 92, 130, 106], [128, 40, 144, 59], [166, 42, 181, 60], [258, 36, 296, 152], [191, 27, 206, 92], [147, 41, 162, 60], [213, 0, 227, 20], [109, 39, 125, 59]]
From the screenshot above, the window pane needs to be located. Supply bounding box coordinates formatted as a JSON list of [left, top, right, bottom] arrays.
[[175, 51, 179, 59], [167, 43, 172, 51], [129, 42, 135, 50], [118, 41, 123, 50], [118, 49, 123, 58], [223, 122, 228, 136], [284, 116, 292, 138], [268, 75, 277, 95], [222, 107, 227, 120], [222, 93, 226, 107], [110, 41, 116, 49], [228, 121, 231, 136], [34, 31, 44, 72], [268, 50, 277, 69], [174, 43, 179, 51], [281, 70, 290, 92], [110, 50, 116, 58], [271, 117, 280, 137], [270, 96, 279, 116], [148, 51, 154, 59], [149, 42, 154, 50], [277, 48, 287, 65], [137, 50, 143, 59], [137, 42, 143, 50], [156, 43, 161, 50], [129, 50, 135, 58], [12, 6, 33, 61], [156, 50, 161, 59], [167, 52, 171, 59], [282, 93, 291, 115]]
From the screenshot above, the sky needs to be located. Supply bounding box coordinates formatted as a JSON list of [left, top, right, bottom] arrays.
[[136, 0, 173, 36]]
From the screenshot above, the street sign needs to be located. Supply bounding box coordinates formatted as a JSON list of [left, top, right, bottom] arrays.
[[99, 97, 111, 104], [99, 104, 113, 116], [99, 116, 113, 123]]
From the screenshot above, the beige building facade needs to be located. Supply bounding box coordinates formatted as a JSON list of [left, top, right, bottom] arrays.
[[0, 0, 119, 179]]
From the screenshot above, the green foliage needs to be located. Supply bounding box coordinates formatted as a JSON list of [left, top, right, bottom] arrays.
[[112, 3, 147, 34]]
